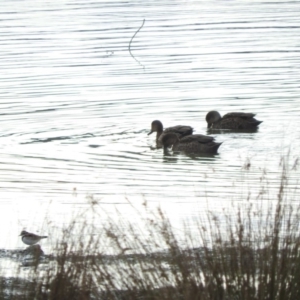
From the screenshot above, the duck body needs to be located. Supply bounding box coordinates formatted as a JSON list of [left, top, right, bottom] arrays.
[[161, 133, 222, 154], [148, 120, 193, 147], [206, 111, 262, 130]]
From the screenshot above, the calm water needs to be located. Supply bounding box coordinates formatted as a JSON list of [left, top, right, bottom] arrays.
[[0, 0, 300, 254]]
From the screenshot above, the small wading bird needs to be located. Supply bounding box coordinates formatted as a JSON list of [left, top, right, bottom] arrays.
[[206, 111, 263, 130], [161, 132, 222, 155], [20, 230, 48, 246], [148, 120, 193, 147]]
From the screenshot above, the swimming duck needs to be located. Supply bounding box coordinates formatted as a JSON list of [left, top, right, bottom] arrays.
[[206, 111, 262, 130], [148, 120, 193, 147], [161, 132, 222, 154]]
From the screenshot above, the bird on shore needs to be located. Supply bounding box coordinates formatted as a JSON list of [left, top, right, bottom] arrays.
[[20, 230, 48, 246], [161, 132, 222, 155], [206, 111, 263, 130], [148, 120, 193, 147]]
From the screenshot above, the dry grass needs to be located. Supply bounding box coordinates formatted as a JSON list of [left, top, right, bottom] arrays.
[[1, 156, 300, 300]]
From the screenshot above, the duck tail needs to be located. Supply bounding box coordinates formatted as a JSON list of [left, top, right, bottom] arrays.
[[211, 142, 222, 153], [251, 120, 263, 127]]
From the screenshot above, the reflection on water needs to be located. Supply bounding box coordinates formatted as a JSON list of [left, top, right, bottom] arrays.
[[164, 149, 222, 160], [21, 244, 46, 267], [207, 128, 261, 134], [0, 0, 299, 252]]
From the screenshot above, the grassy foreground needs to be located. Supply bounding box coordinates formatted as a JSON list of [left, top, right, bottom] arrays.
[[1, 157, 300, 300]]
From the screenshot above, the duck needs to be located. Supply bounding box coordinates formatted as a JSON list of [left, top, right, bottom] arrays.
[[148, 120, 193, 147], [206, 111, 263, 130], [161, 132, 222, 154]]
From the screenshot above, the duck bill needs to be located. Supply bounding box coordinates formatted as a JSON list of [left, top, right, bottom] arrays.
[[148, 130, 153, 135]]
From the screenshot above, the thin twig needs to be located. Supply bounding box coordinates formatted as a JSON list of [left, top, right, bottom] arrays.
[[129, 19, 145, 68]]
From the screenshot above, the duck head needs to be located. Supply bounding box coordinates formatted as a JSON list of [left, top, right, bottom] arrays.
[[206, 111, 222, 128], [161, 133, 179, 151], [148, 120, 163, 135]]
